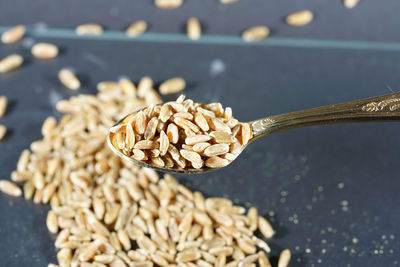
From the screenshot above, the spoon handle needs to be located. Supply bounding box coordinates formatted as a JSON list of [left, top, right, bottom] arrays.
[[250, 91, 400, 140]]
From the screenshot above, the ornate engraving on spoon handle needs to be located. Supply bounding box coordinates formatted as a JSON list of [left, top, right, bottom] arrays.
[[251, 118, 276, 133], [250, 92, 400, 140], [361, 97, 400, 112]]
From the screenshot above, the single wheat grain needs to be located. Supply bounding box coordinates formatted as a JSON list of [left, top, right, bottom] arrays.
[[1, 25, 25, 44], [159, 77, 186, 95], [286, 10, 313, 26], [344, 0, 360, 8], [187, 18, 202, 40], [31, 43, 59, 59], [0, 96, 7, 118], [155, 0, 183, 9], [278, 249, 291, 267], [0, 54, 23, 73], [126, 21, 148, 37], [242, 26, 270, 42], [0, 180, 21, 196], [76, 23, 103, 35], [220, 0, 238, 3], [58, 69, 81, 90]]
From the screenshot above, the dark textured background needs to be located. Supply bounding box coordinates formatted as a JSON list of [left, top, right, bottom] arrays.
[[1, 0, 400, 41], [0, 1, 400, 267]]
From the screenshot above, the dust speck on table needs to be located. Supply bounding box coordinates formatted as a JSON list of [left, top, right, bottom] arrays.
[[83, 53, 108, 69], [209, 59, 226, 76]]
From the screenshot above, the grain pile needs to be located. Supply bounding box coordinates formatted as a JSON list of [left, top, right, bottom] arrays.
[[109, 95, 252, 170], [0, 77, 289, 266]]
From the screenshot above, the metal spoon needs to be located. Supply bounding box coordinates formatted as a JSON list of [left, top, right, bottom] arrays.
[[108, 91, 400, 174]]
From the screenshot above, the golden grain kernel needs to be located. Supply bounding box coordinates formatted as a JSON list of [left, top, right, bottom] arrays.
[[210, 131, 235, 144], [41, 116, 57, 137], [239, 253, 259, 266], [174, 116, 200, 133], [286, 10, 313, 26], [187, 18, 201, 40], [0, 180, 21, 196], [209, 246, 233, 256], [0, 54, 23, 73], [31, 43, 59, 59], [79, 242, 100, 261], [119, 78, 136, 96], [247, 207, 258, 231], [241, 123, 251, 145], [1, 25, 25, 43], [204, 144, 230, 157], [76, 23, 104, 35], [97, 81, 120, 91], [144, 117, 159, 140], [242, 26, 270, 42], [42, 183, 56, 203], [220, 0, 238, 3], [151, 252, 169, 266], [155, 0, 183, 9], [58, 69, 81, 90], [176, 250, 201, 262], [126, 20, 148, 37], [237, 237, 256, 254], [258, 216, 275, 239], [46, 210, 58, 234], [344, 0, 360, 8], [178, 211, 193, 233], [137, 235, 157, 253], [117, 229, 131, 250], [258, 251, 272, 267], [57, 248, 72, 267], [0, 124, 6, 140], [134, 140, 159, 150], [55, 228, 70, 248], [0, 96, 7, 118], [159, 77, 186, 95], [23, 180, 35, 200], [278, 249, 291, 267], [180, 149, 202, 163], [166, 123, 179, 144], [94, 254, 115, 264], [137, 76, 153, 98]]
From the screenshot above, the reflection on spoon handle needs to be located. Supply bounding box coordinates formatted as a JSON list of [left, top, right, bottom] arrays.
[[250, 91, 400, 140]]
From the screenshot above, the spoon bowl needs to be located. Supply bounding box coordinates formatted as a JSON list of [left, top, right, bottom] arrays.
[[107, 109, 220, 174], [108, 91, 400, 174]]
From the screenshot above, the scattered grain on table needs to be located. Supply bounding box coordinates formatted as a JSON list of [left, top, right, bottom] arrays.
[[75, 23, 104, 35], [1, 25, 25, 44], [0, 54, 23, 73], [286, 10, 314, 26]]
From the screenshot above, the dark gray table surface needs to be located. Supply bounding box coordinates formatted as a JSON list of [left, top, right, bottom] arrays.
[[1, 0, 400, 42], [1, 1, 400, 267]]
